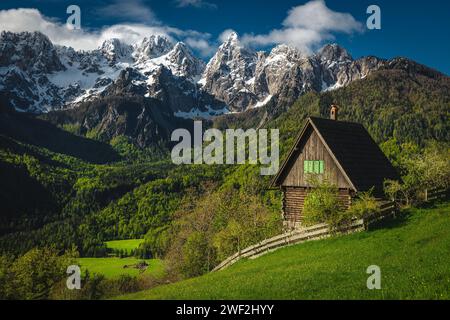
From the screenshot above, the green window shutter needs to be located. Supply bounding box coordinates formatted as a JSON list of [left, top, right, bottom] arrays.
[[305, 160, 324, 174], [319, 160, 324, 174], [313, 161, 319, 174]]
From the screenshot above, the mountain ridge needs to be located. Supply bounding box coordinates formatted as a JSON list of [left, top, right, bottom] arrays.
[[1, 30, 449, 149], [2, 30, 445, 118]]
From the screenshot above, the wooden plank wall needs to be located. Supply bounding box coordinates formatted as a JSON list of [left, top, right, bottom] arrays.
[[284, 187, 307, 224], [283, 187, 353, 225], [281, 127, 352, 189]]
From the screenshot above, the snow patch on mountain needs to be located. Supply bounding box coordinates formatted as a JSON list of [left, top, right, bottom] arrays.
[[174, 105, 230, 119], [0, 31, 388, 117], [251, 95, 273, 109]]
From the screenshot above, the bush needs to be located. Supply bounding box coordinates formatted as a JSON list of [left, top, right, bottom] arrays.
[[384, 179, 409, 204], [383, 141, 450, 205], [181, 232, 210, 278], [302, 179, 343, 227], [165, 186, 282, 279], [302, 180, 381, 230], [1, 247, 78, 300], [344, 191, 380, 223]]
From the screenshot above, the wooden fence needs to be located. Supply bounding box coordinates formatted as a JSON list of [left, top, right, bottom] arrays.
[[425, 188, 447, 202], [363, 200, 397, 226], [212, 201, 396, 272]]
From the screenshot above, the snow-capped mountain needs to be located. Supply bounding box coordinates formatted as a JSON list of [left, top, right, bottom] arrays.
[[100, 38, 133, 64], [198, 32, 260, 112], [133, 35, 173, 62], [196, 32, 386, 114], [0, 31, 207, 114], [0, 31, 388, 116]]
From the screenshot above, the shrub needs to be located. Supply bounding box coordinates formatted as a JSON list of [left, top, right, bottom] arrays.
[[383, 141, 450, 205], [165, 185, 282, 278], [345, 191, 380, 223], [1, 247, 78, 300], [302, 179, 343, 227], [181, 232, 210, 278], [384, 179, 409, 204], [302, 180, 381, 230]]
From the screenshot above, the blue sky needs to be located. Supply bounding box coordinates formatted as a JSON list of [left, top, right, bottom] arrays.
[[0, 0, 449, 74]]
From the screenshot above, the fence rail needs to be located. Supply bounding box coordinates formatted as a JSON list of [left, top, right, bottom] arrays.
[[425, 188, 447, 202], [212, 200, 396, 272]]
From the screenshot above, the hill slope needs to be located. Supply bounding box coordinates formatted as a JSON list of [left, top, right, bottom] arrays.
[[118, 202, 450, 300], [268, 61, 450, 147], [214, 59, 450, 147]]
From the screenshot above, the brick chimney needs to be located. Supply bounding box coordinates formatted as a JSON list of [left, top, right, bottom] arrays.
[[330, 105, 339, 121]]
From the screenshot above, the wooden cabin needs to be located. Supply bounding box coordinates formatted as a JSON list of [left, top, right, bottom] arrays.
[[270, 105, 399, 229]]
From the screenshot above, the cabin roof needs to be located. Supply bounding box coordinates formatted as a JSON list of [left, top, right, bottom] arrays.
[[271, 117, 399, 193]]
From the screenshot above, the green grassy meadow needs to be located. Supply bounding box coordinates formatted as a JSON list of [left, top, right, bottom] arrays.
[[78, 257, 165, 279], [105, 239, 144, 254], [117, 202, 450, 300]]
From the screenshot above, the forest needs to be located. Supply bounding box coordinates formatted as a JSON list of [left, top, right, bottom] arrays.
[[0, 65, 449, 299]]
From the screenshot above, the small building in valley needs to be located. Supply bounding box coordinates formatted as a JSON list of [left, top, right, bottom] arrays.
[[270, 105, 399, 228]]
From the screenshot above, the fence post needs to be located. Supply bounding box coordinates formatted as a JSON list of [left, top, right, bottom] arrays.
[[425, 189, 428, 202]]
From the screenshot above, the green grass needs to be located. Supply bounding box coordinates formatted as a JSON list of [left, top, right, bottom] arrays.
[[78, 257, 165, 279], [118, 202, 450, 300], [105, 239, 144, 254]]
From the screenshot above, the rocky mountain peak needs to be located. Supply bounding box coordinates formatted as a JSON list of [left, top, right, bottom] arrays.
[[198, 32, 259, 111], [201, 32, 257, 82], [0, 31, 64, 73], [267, 44, 306, 63], [317, 43, 352, 63], [133, 35, 173, 62], [162, 42, 205, 79], [99, 38, 133, 63], [222, 31, 239, 46], [216, 32, 254, 60], [170, 42, 196, 61]]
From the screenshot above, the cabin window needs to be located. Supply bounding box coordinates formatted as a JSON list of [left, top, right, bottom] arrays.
[[304, 160, 324, 174]]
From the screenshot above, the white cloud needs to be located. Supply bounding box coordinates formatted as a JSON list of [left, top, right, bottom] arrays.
[[97, 24, 179, 45], [218, 29, 237, 42], [175, 0, 217, 9], [283, 0, 362, 33], [241, 0, 363, 53], [0, 8, 212, 55], [96, 0, 158, 23], [0, 8, 101, 50], [0, 1, 363, 57], [184, 38, 216, 56]]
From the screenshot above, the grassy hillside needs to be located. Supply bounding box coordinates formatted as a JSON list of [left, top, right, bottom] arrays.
[[118, 201, 450, 300], [78, 257, 165, 279]]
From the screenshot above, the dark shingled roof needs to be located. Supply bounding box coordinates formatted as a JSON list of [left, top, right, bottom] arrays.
[[272, 117, 400, 194]]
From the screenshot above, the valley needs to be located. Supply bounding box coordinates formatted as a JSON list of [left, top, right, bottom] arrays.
[[78, 257, 165, 279], [0, 27, 449, 300]]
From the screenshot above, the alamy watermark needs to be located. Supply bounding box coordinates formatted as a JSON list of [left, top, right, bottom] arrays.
[[366, 265, 381, 290], [171, 121, 279, 176], [66, 265, 81, 290], [66, 5, 81, 30], [367, 5, 381, 30]]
